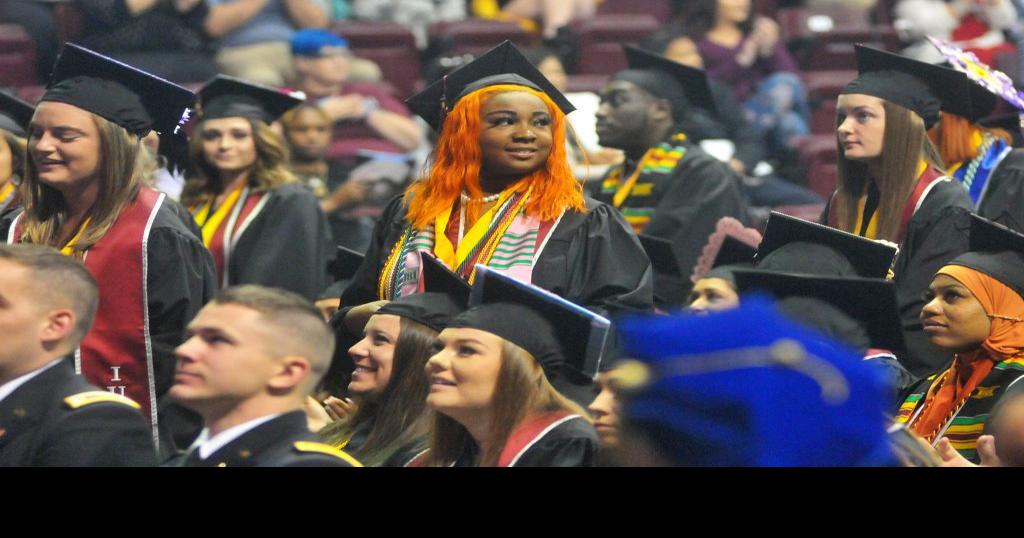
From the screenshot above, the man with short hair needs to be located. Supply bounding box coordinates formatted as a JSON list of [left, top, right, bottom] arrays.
[[0, 244, 156, 467], [289, 29, 423, 157], [169, 285, 360, 467], [591, 46, 748, 305]]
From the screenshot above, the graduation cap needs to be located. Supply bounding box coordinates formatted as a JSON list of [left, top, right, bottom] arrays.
[[0, 91, 35, 137], [617, 44, 717, 114], [613, 297, 896, 466], [946, 213, 1024, 298], [376, 291, 467, 333], [405, 40, 575, 133], [714, 235, 758, 269], [197, 75, 304, 123], [639, 234, 682, 278], [41, 43, 194, 137], [928, 36, 1023, 116], [732, 269, 905, 353], [842, 44, 978, 128], [420, 253, 472, 306], [453, 265, 611, 381], [329, 245, 365, 282], [755, 211, 897, 279]]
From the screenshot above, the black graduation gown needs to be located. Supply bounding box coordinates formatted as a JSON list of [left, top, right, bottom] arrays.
[[340, 194, 654, 314], [173, 411, 360, 467], [452, 415, 599, 467], [0, 358, 157, 467], [823, 180, 973, 378], [221, 183, 334, 301], [589, 135, 748, 306], [978, 148, 1024, 232]]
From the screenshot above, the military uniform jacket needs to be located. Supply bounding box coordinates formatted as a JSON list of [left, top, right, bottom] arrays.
[[0, 358, 157, 467], [589, 132, 748, 305], [177, 411, 361, 467]]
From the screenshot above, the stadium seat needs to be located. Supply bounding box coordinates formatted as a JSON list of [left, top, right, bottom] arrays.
[[53, 2, 85, 45], [566, 74, 608, 93], [573, 15, 661, 75], [0, 24, 38, 87], [428, 19, 537, 59], [793, 134, 839, 198], [779, 6, 901, 71], [332, 21, 421, 99], [810, 99, 838, 135], [596, 0, 672, 21]]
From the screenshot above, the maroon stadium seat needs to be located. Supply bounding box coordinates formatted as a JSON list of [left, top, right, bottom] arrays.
[[0, 24, 38, 87], [810, 99, 838, 135], [573, 15, 661, 75], [793, 134, 839, 198], [801, 70, 856, 103], [779, 6, 901, 71], [53, 2, 85, 45], [429, 19, 537, 58], [331, 21, 421, 100], [566, 74, 608, 93], [596, 0, 672, 20], [17, 85, 46, 104]]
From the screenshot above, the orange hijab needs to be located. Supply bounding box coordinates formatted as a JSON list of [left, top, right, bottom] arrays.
[[910, 265, 1024, 441]]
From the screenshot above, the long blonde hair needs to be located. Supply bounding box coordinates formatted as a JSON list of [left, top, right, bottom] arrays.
[[833, 101, 945, 241], [180, 117, 296, 208], [16, 113, 153, 258], [425, 340, 590, 467], [2, 130, 26, 185]]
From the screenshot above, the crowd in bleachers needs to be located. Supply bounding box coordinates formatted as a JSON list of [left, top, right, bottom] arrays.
[[5, 0, 1024, 467]]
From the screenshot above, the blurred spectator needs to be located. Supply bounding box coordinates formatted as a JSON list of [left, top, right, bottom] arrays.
[[289, 29, 423, 160], [470, 0, 595, 39], [351, 0, 466, 49], [0, 0, 58, 82], [77, 0, 219, 82], [204, 0, 329, 87], [524, 47, 623, 181], [676, 0, 811, 156], [896, 0, 1019, 65]]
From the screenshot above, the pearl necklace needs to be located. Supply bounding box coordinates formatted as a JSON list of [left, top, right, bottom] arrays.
[[460, 190, 500, 204]]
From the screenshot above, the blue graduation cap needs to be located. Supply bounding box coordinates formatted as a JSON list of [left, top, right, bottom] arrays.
[[614, 297, 896, 466]]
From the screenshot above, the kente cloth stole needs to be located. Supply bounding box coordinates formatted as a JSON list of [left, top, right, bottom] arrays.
[[378, 189, 548, 300], [602, 132, 688, 233]]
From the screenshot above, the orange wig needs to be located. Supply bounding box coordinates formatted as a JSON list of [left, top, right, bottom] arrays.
[[929, 113, 1012, 167], [404, 84, 585, 229]]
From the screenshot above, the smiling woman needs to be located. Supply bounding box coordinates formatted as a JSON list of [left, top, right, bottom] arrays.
[[1, 44, 216, 455], [336, 42, 653, 356]]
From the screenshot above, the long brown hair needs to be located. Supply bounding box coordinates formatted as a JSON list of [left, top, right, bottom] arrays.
[[425, 340, 591, 467], [929, 113, 1012, 167], [833, 100, 945, 241], [403, 84, 585, 229], [2, 130, 26, 185], [320, 316, 437, 467], [16, 113, 151, 258], [180, 117, 296, 208]]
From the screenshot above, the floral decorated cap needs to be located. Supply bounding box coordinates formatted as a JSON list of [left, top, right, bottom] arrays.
[[928, 35, 1024, 114]]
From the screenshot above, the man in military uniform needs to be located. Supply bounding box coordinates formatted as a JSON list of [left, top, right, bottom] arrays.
[[168, 285, 361, 467], [0, 244, 156, 466]]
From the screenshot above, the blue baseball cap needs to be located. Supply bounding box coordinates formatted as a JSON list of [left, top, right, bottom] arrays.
[[291, 29, 349, 57]]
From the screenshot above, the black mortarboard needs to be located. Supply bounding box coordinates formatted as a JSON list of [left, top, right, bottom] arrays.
[[420, 253, 472, 306], [328, 246, 365, 282], [755, 211, 897, 279], [376, 292, 466, 333], [947, 213, 1024, 298], [41, 43, 194, 137], [639, 234, 682, 278], [732, 270, 905, 353], [453, 265, 611, 381], [405, 40, 575, 133], [0, 91, 35, 137], [841, 45, 975, 128], [714, 235, 758, 269], [197, 75, 304, 123], [615, 44, 717, 114]]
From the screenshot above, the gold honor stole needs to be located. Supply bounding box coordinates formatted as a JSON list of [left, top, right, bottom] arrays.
[[191, 182, 246, 248], [853, 160, 928, 240], [0, 181, 14, 211], [59, 216, 93, 256]]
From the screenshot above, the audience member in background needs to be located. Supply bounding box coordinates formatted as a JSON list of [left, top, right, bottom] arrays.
[[588, 364, 624, 452], [169, 285, 361, 467], [0, 1, 58, 83], [351, 0, 466, 50], [896, 0, 1018, 65], [315, 291, 464, 466], [77, 0, 219, 81], [525, 47, 623, 182], [0, 92, 33, 214], [0, 244, 156, 467], [649, 32, 822, 208], [289, 29, 423, 162], [676, 0, 811, 156], [928, 38, 1024, 232], [470, 0, 595, 40], [184, 76, 333, 301], [894, 215, 1024, 463], [828, 46, 976, 377], [0, 45, 216, 456], [686, 217, 760, 314], [203, 0, 328, 86], [281, 103, 365, 212], [591, 45, 747, 297]]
